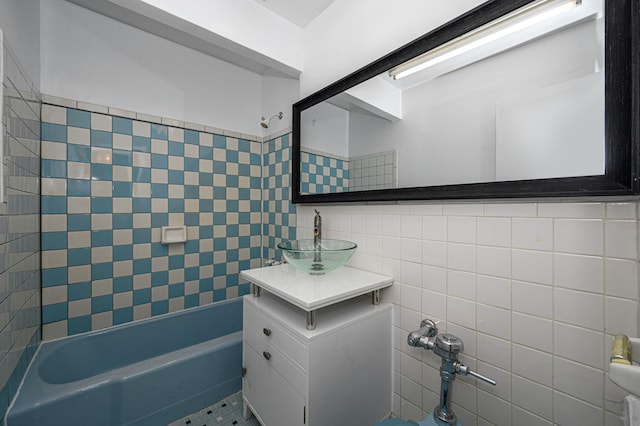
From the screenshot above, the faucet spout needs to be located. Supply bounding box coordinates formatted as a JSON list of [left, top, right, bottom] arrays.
[[313, 210, 322, 265]]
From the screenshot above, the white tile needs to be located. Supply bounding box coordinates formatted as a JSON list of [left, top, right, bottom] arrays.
[[68, 299, 91, 318], [67, 162, 90, 179], [400, 284, 422, 312], [448, 323, 477, 358], [422, 289, 446, 321], [92, 312, 113, 331], [605, 220, 637, 259], [512, 218, 552, 251], [68, 127, 90, 145], [67, 197, 90, 214], [42, 141, 67, 161], [477, 390, 511, 426], [477, 246, 510, 278], [477, 333, 510, 369], [422, 265, 446, 293], [401, 215, 422, 239], [42, 286, 67, 305], [410, 204, 443, 216], [91, 147, 112, 164], [91, 214, 112, 230], [112, 134, 133, 151], [43, 321, 68, 341], [423, 216, 447, 241], [78, 101, 108, 114], [477, 217, 510, 247], [382, 214, 401, 237], [447, 270, 475, 301], [607, 202, 637, 219], [553, 357, 604, 406], [477, 304, 510, 339], [448, 216, 476, 244], [511, 376, 552, 421], [447, 243, 476, 272], [401, 238, 422, 264], [512, 280, 552, 318], [476, 275, 510, 309], [42, 104, 67, 125], [605, 258, 639, 300], [511, 406, 552, 426], [447, 296, 475, 329], [42, 249, 67, 269], [554, 322, 604, 369], [554, 253, 604, 293], [91, 181, 112, 197], [484, 202, 537, 217], [554, 219, 604, 256], [553, 391, 603, 426], [91, 112, 112, 131], [512, 344, 552, 387], [400, 260, 422, 287], [454, 379, 477, 414], [422, 240, 446, 267], [512, 312, 552, 352], [132, 120, 151, 137], [538, 202, 605, 218], [42, 178, 66, 196], [605, 296, 638, 337], [133, 152, 151, 167], [512, 249, 552, 285], [443, 203, 484, 216], [554, 288, 603, 331]]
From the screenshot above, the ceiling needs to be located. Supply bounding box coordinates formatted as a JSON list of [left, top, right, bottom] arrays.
[[251, 0, 335, 28]]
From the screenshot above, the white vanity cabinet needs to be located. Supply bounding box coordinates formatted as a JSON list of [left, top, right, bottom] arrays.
[[242, 292, 392, 426]]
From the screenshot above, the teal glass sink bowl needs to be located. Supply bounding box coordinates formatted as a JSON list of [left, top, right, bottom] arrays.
[[277, 239, 357, 275]]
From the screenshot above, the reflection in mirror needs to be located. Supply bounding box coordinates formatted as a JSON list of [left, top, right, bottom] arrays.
[[299, 0, 606, 195]]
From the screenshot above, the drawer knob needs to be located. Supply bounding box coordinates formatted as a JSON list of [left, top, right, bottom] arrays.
[[263, 328, 272, 336], [263, 351, 272, 361]]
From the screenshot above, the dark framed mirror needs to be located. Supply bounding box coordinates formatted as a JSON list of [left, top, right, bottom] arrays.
[[292, 0, 638, 203]]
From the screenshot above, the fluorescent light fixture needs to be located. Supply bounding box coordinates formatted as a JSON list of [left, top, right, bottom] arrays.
[[389, 0, 581, 80]]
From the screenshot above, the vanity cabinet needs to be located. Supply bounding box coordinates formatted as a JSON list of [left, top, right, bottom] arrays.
[[242, 292, 392, 426]]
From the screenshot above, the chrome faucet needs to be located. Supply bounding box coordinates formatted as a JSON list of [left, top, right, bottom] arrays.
[[313, 210, 322, 265]]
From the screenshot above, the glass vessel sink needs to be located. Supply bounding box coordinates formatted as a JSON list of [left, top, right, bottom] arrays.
[[277, 239, 357, 275]]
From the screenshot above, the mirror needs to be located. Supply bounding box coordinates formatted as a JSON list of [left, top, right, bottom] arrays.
[[292, 0, 637, 203]]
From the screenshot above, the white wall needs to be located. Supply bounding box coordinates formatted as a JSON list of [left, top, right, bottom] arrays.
[[40, 0, 265, 136], [0, 0, 40, 87], [261, 74, 299, 137], [301, 102, 349, 157]]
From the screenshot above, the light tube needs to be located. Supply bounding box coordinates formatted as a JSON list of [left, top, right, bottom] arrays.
[[389, 0, 581, 80]]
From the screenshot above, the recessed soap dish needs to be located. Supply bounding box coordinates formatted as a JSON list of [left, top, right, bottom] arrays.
[[161, 226, 187, 244], [609, 336, 640, 396]]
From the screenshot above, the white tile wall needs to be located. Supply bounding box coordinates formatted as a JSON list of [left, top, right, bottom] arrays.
[[296, 201, 640, 426]]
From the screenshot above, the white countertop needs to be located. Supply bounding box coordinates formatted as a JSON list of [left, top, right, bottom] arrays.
[[240, 264, 393, 311]]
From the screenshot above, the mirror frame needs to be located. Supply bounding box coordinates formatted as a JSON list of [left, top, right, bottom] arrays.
[[292, 0, 638, 204]]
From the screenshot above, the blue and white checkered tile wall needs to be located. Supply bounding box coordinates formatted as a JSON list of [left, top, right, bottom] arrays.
[[300, 150, 349, 195], [0, 39, 41, 419], [41, 103, 265, 339], [262, 134, 296, 261]]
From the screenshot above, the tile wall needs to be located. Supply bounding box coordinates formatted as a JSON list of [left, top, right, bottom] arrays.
[[297, 201, 639, 426], [0, 39, 41, 418], [300, 149, 349, 195], [349, 149, 397, 192], [40, 100, 266, 339]]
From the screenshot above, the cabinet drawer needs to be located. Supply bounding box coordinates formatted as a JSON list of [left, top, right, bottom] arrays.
[[244, 325, 307, 397], [244, 300, 307, 369]]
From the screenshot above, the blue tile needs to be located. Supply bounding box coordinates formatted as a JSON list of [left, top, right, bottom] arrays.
[[68, 214, 91, 231], [151, 300, 168, 316], [168, 141, 184, 157], [238, 164, 250, 176], [133, 259, 151, 274], [151, 243, 169, 257], [113, 244, 133, 261], [42, 267, 68, 287], [91, 295, 113, 314], [184, 185, 199, 199], [67, 144, 91, 163], [199, 173, 213, 186], [213, 212, 226, 225], [151, 153, 168, 169], [250, 153, 261, 166], [185, 240, 199, 254], [91, 130, 112, 148], [226, 150, 238, 163], [42, 232, 67, 250], [168, 199, 184, 213], [185, 212, 198, 226], [133, 228, 151, 243], [185, 267, 199, 281], [169, 283, 184, 298], [184, 158, 199, 172], [199, 146, 213, 159], [214, 263, 226, 277], [199, 199, 213, 212], [68, 248, 91, 266], [91, 230, 113, 247], [41, 159, 67, 178], [68, 316, 91, 335], [151, 271, 168, 287], [113, 308, 133, 325], [133, 167, 151, 183], [113, 276, 133, 293], [112, 150, 133, 166], [168, 170, 184, 185], [200, 226, 213, 239], [42, 123, 67, 142], [68, 179, 91, 197], [91, 164, 112, 181], [112, 117, 133, 135], [213, 187, 226, 199], [185, 130, 199, 145], [151, 124, 168, 140], [213, 161, 226, 174], [226, 249, 239, 262], [151, 184, 168, 198], [68, 282, 91, 301], [132, 198, 151, 213], [91, 197, 112, 214], [133, 289, 151, 305], [151, 213, 168, 228], [213, 134, 226, 149], [226, 175, 239, 187], [67, 109, 90, 129], [200, 252, 213, 266], [42, 196, 67, 214], [239, 139, 251, 152], [42, 302, 67, 323], [199, 279, 213, 292], [169, 255, 184, 270], [113, 213, 133, 229], [238, 283, 251, 297], [214, 289, 226, 302], [92, 262, 113, 280], [226, 200, 239, 212], [213, 238, 226, 251], [184, 294, 199, 308], [112, 182, 132, 198], [132, 136, 151, 152]]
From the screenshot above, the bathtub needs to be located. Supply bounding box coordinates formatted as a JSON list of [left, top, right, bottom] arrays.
[[6, 298, 243, 426]]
